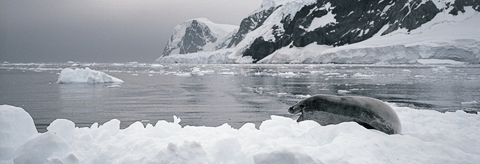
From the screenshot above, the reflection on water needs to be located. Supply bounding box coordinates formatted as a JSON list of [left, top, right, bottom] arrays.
[[1, 64, 479, 132]]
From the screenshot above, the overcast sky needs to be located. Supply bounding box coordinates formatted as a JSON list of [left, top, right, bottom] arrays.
[[0, 0, 262, 63]]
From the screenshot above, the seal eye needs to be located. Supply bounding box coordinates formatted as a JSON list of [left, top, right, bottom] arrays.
[[299, 104, 305, 110]]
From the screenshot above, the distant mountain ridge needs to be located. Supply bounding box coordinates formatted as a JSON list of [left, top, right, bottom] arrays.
[[156, 0, 480, 64], [161, 18, 238, 57]]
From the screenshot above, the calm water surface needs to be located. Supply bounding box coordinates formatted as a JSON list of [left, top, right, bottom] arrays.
[[1, 63, 479, 132]]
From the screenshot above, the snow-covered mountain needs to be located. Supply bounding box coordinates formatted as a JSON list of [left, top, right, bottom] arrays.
[[160, 18, 238, 57], [156, 0, 480, 64]]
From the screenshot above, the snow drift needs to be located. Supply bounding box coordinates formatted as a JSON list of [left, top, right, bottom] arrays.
[[57, 67, 124, 84], [1, 104, 479, 163]]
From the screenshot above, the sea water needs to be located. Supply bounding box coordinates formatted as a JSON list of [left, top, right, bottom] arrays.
[[1, 63, 479, 132]]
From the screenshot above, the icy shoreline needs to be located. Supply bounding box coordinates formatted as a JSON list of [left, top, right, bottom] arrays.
[[1, 104, 479, 164]]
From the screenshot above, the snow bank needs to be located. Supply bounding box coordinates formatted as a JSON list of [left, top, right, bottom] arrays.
[[1, 105, 480, 163], [0, 105, 37, 161], [57, 67, 124, 84]]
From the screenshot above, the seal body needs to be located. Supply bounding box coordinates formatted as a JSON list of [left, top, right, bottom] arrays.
[[289, 94, 402, 134]]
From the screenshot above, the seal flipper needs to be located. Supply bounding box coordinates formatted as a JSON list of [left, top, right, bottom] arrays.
[[355, 121, 375, 129]]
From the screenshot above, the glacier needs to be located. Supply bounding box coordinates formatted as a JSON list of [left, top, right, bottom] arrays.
[[259, 6, 480, 64], [156, 0, 480, 64]]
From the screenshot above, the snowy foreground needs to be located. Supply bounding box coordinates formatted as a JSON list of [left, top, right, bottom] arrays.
[[57, 67, 123, 84], [1, 105, 479, 164]]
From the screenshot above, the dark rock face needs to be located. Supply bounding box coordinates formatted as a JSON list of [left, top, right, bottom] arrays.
[[180, 20, 217, 54], [243, 0, 480, 62], [227, 6, 279, 48], [162, 20, 218, 56], [449, 0, 480, 15]]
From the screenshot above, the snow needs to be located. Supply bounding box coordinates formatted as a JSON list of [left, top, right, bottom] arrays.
[[0, 105, 37, 161], [307, 11, 336, 31], [194, 18, 238, 37], [1, 103, 480, 163], [260, 0, 293, 8], [57, 67, 124, 84], [306, 3, 336, 31]]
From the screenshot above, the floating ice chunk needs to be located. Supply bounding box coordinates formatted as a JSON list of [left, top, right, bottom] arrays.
[[107, 84, 121, 88], [309, 71, 324, 74], [151, 64, 164, 67], [352, 72, 375, 78], [461, 101, 478, 105], [174, 72, 192, 77], [201, 70, 215, 74], [295, 94, 312, 99], [221, 72, 235, 75], [112, 63, 125, 66], [191, 67, 201, 73], [253, 72, 265, 76], [431, 66, 451, 73], [278, 72, 297, 78], [191, 67, 204, 76], [277, 92, 288, 97], [324, 72, 340, 76], [57, 67, 124, 84], [337, 90, 351, 94]]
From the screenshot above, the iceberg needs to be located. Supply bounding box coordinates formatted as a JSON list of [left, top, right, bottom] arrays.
[[1, 104, 479, 163], [57, 67, 124, 84]]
